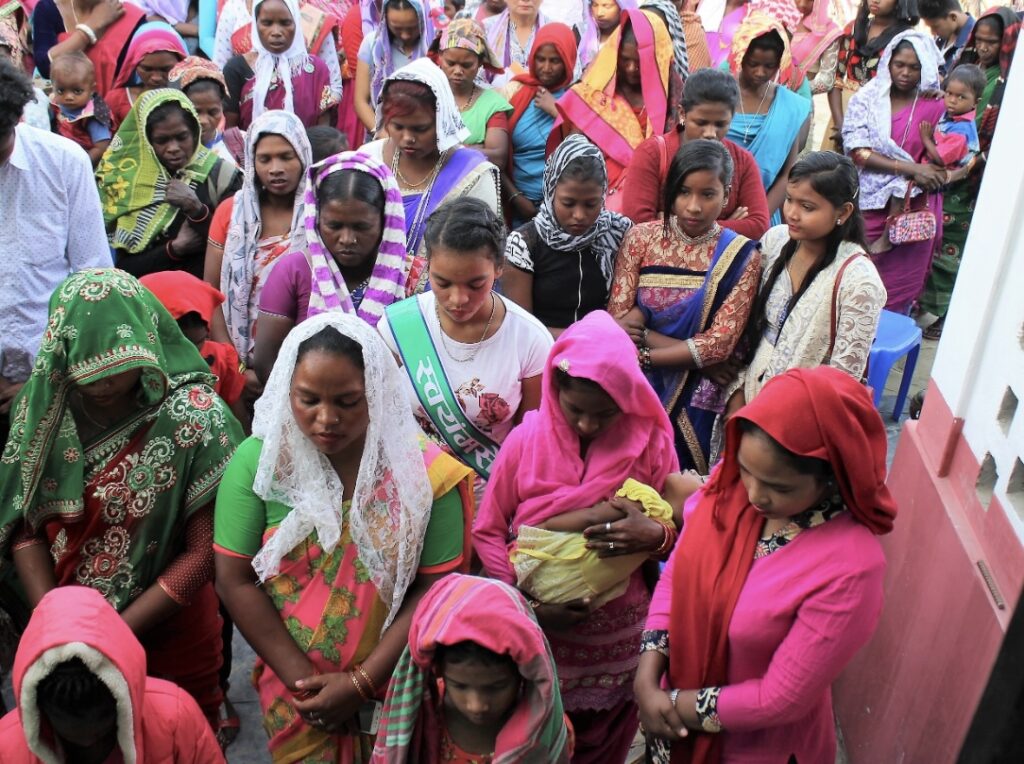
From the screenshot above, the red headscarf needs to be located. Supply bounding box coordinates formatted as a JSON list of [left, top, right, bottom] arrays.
[[139, 271, 225, 329], [668, 366, 896, 763], [507, 22, 577, 135]]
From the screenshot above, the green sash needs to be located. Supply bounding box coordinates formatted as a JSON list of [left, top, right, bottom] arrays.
[[386, 299, 501, 479]]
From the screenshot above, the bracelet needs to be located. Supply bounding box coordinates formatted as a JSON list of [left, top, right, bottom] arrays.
[[638, 345, 652, 372], [669, 688, 681, 708], [75, 23, 98, 46], [893, 157, 900, 177], [507, 191, 524, 203], [654, 520, 676, 557], [354, 664, 377, 697], [186, 203, 210, 223], [528, 597, 541, 609], [165, 240, 183, 262], [349, 670, 370, 701]]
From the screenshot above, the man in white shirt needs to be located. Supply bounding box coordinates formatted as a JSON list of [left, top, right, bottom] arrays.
[[0, 57, 112, 421]]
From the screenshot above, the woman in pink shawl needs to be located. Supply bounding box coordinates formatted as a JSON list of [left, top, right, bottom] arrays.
[[473, 309, 679, 764], [792, 0, 845, 95]]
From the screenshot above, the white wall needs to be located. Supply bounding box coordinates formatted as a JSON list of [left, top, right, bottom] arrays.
[[931, 54, 1024, 539]]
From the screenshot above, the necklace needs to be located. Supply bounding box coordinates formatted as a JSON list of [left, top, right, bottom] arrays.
[[73, 390, 135, 431], [394, 144, 450, 257], [671, 218, 721, 245], [458, 85, 479, 113], [739, 82, 772, 143], [434, 293, 497, 364], [390, 140, 446, 189]]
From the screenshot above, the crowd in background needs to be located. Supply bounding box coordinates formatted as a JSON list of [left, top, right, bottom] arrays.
[[0, 0, 1019, 762]]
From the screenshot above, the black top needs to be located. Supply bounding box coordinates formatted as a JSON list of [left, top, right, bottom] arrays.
[[509, 222, 610, 330]]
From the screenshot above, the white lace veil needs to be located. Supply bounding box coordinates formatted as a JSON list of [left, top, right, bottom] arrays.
[[250, 312, 434, 631]]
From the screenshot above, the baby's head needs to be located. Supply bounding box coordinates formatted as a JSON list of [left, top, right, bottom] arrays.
[[51, 52, 95, 111], [436, 640, 521, 729], [943, 63, 985, 118]]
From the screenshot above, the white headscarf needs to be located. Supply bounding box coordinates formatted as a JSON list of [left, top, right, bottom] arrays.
[[250, 0, 309, 120], [250, 313, 434, 631], [374, 58, 470, 152], [221, 110, 312, 362]]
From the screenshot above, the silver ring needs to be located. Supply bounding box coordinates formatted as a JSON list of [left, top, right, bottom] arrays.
[[608, 542, 615, 551], [604, 521, 612, 533]]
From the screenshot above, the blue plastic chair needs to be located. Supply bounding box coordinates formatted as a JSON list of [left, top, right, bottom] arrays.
[[867, 309, 922, 421]]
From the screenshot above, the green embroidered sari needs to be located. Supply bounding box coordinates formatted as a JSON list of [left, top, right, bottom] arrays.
[[0, 268, 242, 609]]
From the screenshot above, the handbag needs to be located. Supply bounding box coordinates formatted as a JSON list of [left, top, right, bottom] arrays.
[[886, 181, 936, 245]]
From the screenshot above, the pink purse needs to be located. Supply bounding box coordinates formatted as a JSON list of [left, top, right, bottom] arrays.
[[886, 181, 937, 246]]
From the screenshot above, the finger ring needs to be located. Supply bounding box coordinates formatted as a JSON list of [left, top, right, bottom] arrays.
[[604, 521, 612, 533], [609, 542, 615, 551]]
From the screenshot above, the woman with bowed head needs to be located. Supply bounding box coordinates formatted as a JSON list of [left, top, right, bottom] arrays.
[[550, 9, 677, 201], [609, 140, 762, 473], [842, 30, 946, 314], [790, 0, 845, 98], [580, 0, 637, 71], [97, 88, 242, 279], [355, 0, 433, 133], [0, 268, 244, 727], [223, 0, 339, 130], [502, 22, 577, 227], [503, 135, 633, 337], [724, 11, 812, 225], [371, 574, 573, 762], [430, 18, 513, 171], [377, 198, 552, 492], [919, 7, 1020, 338], [622, 67, 769, 238], [362, 58, 501, 283], [255, 151, 412, 381], [214, 313, 475, 764], [104, 20, 188, 129], [207, 110, 312, 373], [473, 310, 681, 764], [636, 366, 896, 763], [170, 56, 243, 169]]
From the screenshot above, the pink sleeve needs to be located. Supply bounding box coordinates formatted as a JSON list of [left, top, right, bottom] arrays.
[[471, 427, 526, 585], [258, 252, 308, 319], [716, 560, 885, 730], [645, 487, 705, 630], [935, 130, 968, 166]]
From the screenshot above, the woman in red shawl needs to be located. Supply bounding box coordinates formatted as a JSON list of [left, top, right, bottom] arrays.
[[501, 22, 576, 226], [636, 366, 897, 763], [371, 574, 572, 763]]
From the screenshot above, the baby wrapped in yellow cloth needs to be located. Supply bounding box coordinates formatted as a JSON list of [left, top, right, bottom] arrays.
[[510, 478, 676, 608]]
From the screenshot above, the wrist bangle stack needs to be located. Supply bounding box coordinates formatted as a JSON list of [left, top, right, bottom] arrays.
[[653, 520, 677, 557], [350, 670, 370, 701], [75, 23, 98, 46], [354, 664, 378, 697], [638, 345, 652, 372]]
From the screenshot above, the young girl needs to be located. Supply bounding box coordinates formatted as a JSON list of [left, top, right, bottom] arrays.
[[104, 21, 189, 129], [223, 0, 338, 129], [503, 134, 633, 337], [372, 574, 572, 762], [377, 197, 552, 488], [355, 0, 433, 132], [49, 52, 112, 167], [609, 139, 761, 473], [723, 151, 885, 414], [170, 56, 240, 167]]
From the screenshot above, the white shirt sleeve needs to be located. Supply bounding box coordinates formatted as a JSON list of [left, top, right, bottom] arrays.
[[64, 148, 113, 272]]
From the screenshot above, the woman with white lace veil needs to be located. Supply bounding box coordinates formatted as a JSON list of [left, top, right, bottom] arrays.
[[214, 313, 474, 763]]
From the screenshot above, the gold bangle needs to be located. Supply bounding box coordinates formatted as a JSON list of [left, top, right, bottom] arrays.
[[355, 665, 377, 697], [349, 670, 370, 701]]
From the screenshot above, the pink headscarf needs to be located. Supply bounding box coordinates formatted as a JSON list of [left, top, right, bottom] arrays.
[[791, 0, 844, 76], [474, 311, 678, 581], [113, 21, 188, 88]]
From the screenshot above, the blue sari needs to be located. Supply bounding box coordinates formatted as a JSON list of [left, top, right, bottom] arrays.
[[637, 228, 758, 472], [727, 85, 811, 225]]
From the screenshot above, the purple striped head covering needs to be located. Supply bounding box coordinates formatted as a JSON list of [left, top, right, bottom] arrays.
[[303, 151, 410, 326]]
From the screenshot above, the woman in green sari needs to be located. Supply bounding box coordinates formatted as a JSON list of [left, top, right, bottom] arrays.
[[0, 268, 243, 725], [918, 7, 1019, 336]]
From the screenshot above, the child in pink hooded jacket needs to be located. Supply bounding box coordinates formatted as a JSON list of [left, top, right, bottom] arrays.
[[0, 586, 223, 763]]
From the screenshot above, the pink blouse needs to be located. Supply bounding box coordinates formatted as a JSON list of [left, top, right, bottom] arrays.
[[647, 492, 886, 763]]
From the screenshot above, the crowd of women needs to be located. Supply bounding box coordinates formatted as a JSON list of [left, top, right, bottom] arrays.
[[0, 0, 1018, 761]]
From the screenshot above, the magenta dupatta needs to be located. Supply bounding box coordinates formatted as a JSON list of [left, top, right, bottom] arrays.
[[791, 0, 844, 76], [473, 311, 678, 583]]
